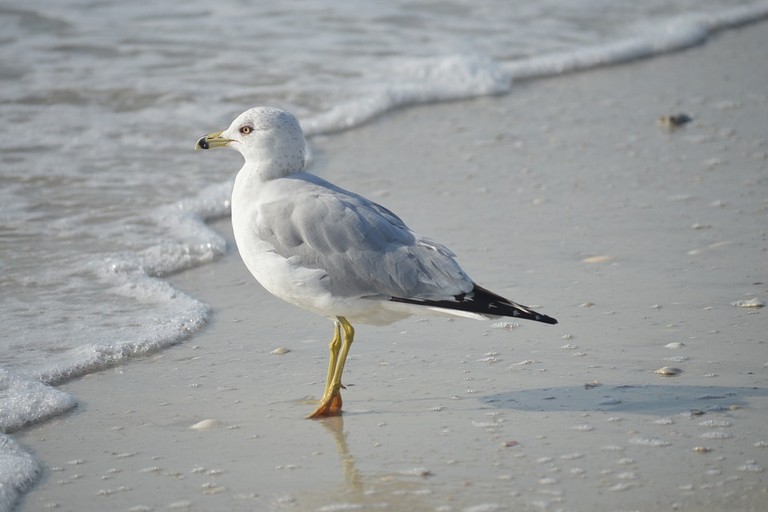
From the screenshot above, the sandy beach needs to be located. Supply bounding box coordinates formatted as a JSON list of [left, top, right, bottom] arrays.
[[15, 23, 768, 512]]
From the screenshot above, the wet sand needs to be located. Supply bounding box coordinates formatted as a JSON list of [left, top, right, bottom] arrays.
[[15, 24, 768, 511]]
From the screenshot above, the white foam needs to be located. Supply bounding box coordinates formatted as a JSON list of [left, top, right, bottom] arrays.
[[0, 183, 228, 509], [20, 179, 231, 386], [502, 5, 768, 80], [303, 54, 510, 135], [0, 368, 76, 433], [25, 184, 231, 386], [0, 434, 40, 512]]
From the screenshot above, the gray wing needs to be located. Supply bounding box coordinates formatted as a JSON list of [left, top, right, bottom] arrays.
[[256, 176, 473, 300]]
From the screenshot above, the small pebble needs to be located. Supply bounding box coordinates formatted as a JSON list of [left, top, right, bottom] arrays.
[[167, 501, 192, 510], [658, 113, 692, 130], [398, 467, 433, 477], [270, 347, 290, 355], [654, 366, 682, 376]]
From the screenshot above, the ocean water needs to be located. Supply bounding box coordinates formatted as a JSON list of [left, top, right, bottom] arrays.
[[2, 0, 768, 508]]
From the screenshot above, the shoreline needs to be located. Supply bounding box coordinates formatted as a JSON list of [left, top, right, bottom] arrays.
[[15, 24, 768, 511]]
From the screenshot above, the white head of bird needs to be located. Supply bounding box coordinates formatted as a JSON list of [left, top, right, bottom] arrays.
[[196, 106, 307, 180]]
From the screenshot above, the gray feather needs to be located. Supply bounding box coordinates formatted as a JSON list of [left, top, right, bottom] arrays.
[[254, 173, 472, 300]]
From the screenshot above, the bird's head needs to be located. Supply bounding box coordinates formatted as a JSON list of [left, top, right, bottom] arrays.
[[196, 106, 307, 178]]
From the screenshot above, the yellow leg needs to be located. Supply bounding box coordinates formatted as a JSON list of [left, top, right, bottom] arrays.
[[322, 321, 342, 397], [307, 317, 355, 419], [332, 317, 354, 391]]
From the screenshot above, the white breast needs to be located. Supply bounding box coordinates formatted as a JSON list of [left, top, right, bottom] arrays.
[[230, 173, 419, 325]]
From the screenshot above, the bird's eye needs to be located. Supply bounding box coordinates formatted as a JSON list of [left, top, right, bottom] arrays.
[[239, 125, 253, 135]]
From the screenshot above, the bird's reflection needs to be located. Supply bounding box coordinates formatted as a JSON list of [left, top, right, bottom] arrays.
[[317, 416, 362, 489], [291, 415, 434, 510]]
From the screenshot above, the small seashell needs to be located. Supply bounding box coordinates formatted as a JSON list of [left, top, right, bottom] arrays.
[[654, 366, 682, 376], [699, 419, 731, 428], [699, 430, 731, 439], [492, 321, 520, 330], [190, 419, 220, 431], [582, 255, 614, 264], [629, 437, 670, 447], [737, 462, 763, 473], [270, 347, 291, 355], [664, 342, 685, 349], [731, 298, 764, 308]]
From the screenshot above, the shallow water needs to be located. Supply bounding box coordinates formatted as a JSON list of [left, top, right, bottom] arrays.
[[2, 0, 768, 509]]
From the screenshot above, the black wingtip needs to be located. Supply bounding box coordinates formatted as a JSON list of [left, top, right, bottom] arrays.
[[505, 304, 558, 325], [471, 284, 557, 325], [536, 313, 558, 325], [389, 283, 558, 325]]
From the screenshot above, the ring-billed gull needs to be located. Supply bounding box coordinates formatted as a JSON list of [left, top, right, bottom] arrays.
[[196, 107, 557, 418]]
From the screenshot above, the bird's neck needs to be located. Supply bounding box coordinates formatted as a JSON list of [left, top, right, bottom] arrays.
[[236, 159, 301, 186]]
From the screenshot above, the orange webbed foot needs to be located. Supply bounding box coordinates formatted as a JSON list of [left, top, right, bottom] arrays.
[[307, 389, 343, 419]]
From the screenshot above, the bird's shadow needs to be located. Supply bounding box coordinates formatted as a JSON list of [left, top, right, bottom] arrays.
[[482, 384, 768, 416]]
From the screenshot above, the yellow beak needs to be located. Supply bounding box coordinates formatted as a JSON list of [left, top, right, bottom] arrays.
[[195, 131, 233, 150]]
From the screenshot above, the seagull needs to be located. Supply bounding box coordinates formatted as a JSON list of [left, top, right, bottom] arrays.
[[196, 107, 557, 418]]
